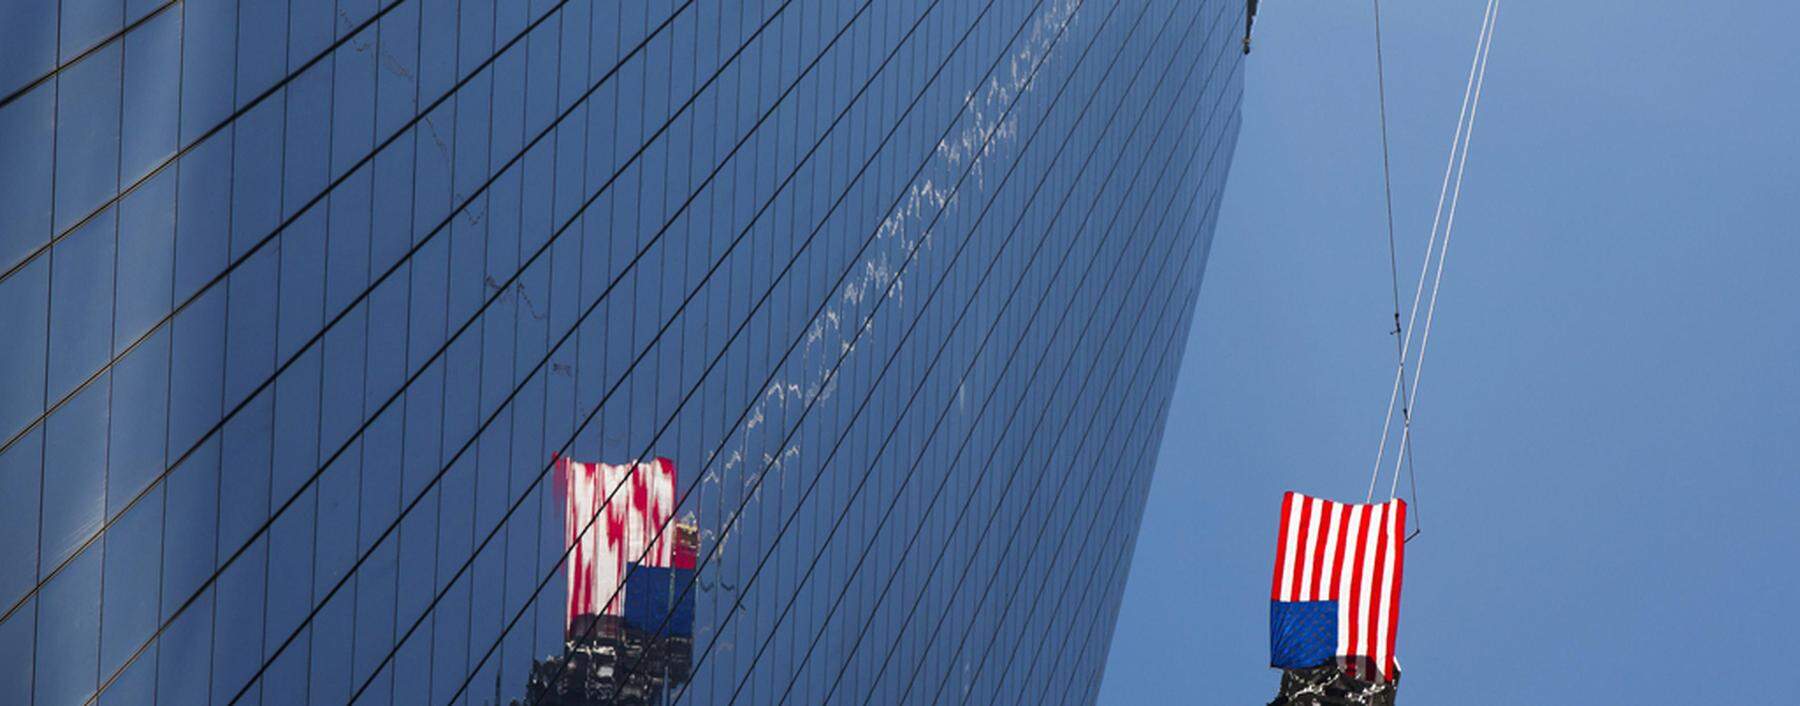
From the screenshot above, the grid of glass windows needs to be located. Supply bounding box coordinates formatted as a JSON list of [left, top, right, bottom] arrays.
[[0, 0, 1243, 703]]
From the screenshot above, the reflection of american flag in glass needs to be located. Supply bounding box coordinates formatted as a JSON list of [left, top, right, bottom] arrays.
[[1269, 492, 1407, 681], [558, 456, 676, 633]]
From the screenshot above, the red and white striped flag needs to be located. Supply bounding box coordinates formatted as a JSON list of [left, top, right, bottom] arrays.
[[560, 456, 677, 632], [1269, 491, 1407, 681]]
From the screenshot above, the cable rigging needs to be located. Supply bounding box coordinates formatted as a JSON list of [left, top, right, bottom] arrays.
[[1365, 0, 1423, 517], [1384, 0, 1500, 502], [1270, 3, 1502, 699], [1366, 0, 1502, 529]]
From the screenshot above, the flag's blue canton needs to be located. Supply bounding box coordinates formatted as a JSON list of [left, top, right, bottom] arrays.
[[1270, 600, 1337, 670], [625, 564, 698, 637]]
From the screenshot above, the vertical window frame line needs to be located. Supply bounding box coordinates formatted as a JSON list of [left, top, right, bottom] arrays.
[[475, 0, 529, 700], [344, 0, 410, 700], [205, 0, 250, 700], [91, 9, 130, 702], [448, 0, 501, 699], [147, 0, 189, 701], [248, 0, 306, 701], [422, 0, 471, 700], [694, 2, 733, 698], [28, 0, 64, 703]]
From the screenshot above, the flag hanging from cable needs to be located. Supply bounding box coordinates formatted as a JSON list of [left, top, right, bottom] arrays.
[[1269, 491, 1407, 682]]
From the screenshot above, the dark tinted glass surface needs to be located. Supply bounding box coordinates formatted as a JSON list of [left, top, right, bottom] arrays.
[[0, 1, 1242, 703]]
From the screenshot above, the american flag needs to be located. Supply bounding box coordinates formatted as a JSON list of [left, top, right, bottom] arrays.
[[559, 456, 677, 632], [1269, 491, 1407, 681]]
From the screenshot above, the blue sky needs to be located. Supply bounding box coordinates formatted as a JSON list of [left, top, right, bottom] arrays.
[[1099, 1, 1800, 702]]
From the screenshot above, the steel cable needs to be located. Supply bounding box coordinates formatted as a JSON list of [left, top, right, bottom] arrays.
[[1367, 0, 1497, 503], [1386, 0, 1500, 497], [1368, 0, 1425, 513]]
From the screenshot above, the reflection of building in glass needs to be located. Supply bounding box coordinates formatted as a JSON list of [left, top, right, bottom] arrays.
[[534, 457, 696, 705]]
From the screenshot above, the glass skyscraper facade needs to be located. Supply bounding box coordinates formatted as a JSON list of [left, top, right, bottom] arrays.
[[0, 0, 1243, 703]]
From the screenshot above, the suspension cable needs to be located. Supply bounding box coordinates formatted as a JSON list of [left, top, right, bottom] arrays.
[[1367, 0, 1422, 508], [1367, 0, 1499, 506], [1388, 0, 1501, 498]]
